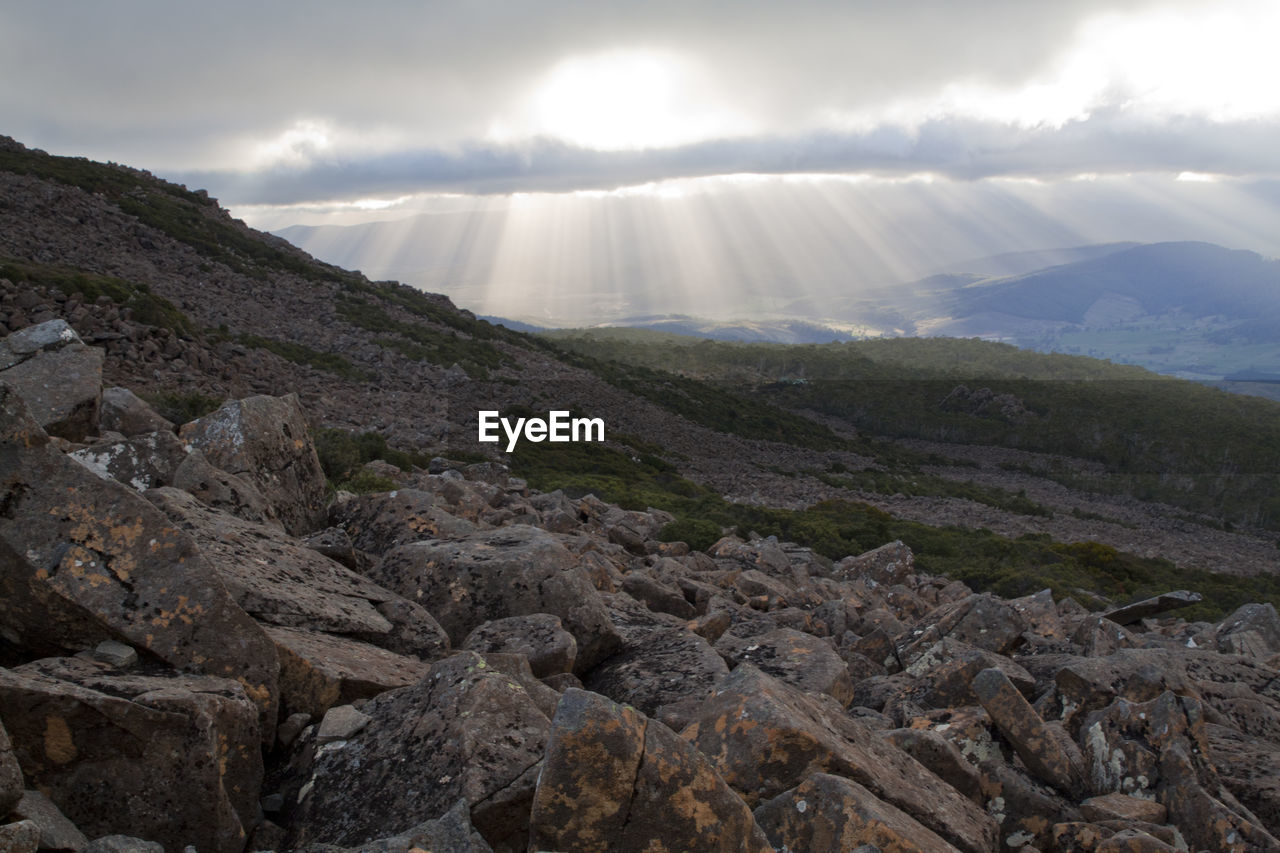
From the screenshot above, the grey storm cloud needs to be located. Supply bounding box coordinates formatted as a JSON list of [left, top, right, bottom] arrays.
[[175, 114, 1280, 204], [2, 0, 1273, 202]]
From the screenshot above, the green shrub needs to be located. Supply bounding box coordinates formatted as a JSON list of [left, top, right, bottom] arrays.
[[334, 296, 507, 378], [314, 427, 433, 483], [235, 333, 369, 381], [659, 518, 723, 551], [142, 390, 225, 425], [336, 469, 399, 494], [1, 258, 192, 335]]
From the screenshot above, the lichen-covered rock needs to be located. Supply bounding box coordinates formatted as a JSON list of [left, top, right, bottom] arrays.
[[0, 657, 261, 853], [475, 652, 563, 720], [147, 487, 440, 647], [754, 772, 960, 853], [330, 488, 479, 556], [68, 430, 188, 492], [371, 527, 620, 673], [1008, 588, 1068, 640], [834, 539, 915, 586], [170, 447, 282, 527], [461, 613, 577, 678], [1079, 793, 1168, 825], [680, 664, 997, 853], [709, 536, 808, 584], [903, 593, 1028, 657], [906, 637, 1035, 709], [883, 727, 984, 805], [1157, 738, 1280, 852], [979, 758, 1083, 850], [0, 320, 103, 440], [265, 625, 430, 718], [0, 384, 278, 736], [1207, 722, 1280, 834], [585, 626, 728, 717], [528, 688, 772, 853], [1072, 613, 1140, 657], [179, 393, 327, 535], [973, 667, 1082, 796], [1216, 602, 1280, 655], [715, 627, 854, 707], [288, 652, 549, 852]]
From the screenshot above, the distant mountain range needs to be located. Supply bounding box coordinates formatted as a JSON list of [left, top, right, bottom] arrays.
[[277, 209, 1280, 384], [549, 242, 1280, 386]]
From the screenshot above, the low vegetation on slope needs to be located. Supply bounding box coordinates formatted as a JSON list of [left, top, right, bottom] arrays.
[[508, 436, 1280, 621], [548, 330, 1280, 531]]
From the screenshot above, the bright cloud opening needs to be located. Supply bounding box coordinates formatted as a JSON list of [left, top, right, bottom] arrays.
[[499, 49, 753, 150]]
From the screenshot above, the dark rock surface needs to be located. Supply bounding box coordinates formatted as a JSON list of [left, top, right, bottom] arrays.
[[0, 657, 261, 853], [370, 527, 621, 673], [0, 320, 102, 441], [528, 688, 772, 853], [179, 394, 327, 535], [287, 652, 549, 852], [460, 613, 577, 678], [0, 383, 279, 737]]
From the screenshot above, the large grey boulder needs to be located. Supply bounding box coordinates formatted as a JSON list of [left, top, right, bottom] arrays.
[[179, 393, 327, 535], [0, 383, 279, 737], [585, 626, 729, 718], [68, 430, 188, 492], [265, 625, 430, 718], [0, 320, 103, 440], [145, 486, 447, 653], [0, 657, 262, 853], [461, 614, 577, 678], [528, 688, 772, 853], [288, 652, 550, 852], [370, 527, 620, 673], [98, 386, 174, 437]]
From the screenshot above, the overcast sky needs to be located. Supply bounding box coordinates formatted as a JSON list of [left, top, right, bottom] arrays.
[[7, 0, 1280, 324], [4, 0, 1279, 203]]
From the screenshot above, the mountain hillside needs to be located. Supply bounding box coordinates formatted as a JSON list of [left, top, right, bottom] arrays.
[[4, 134, 1280, 851], [950, 242, 1280, 324], [3, 134, 1279, 597]]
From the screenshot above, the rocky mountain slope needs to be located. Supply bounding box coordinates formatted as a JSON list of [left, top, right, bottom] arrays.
[[4, 135, 1280, 585], [2, 319, 1280, 852], [3, 135, 1280, 850]]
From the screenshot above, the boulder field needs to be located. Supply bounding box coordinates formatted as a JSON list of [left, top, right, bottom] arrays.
[[3, 322, 1280, 852]]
